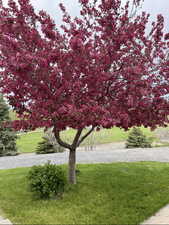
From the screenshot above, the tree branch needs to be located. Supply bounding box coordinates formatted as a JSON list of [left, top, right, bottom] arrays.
[[53, 126, 83, 150], [53, 126, 72, 150], [77, 126, 95, 147], [72, 128, 83, 149]]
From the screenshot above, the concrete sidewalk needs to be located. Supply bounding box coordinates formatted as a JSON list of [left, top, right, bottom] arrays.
[[141, 204, 169, 224], [0, 216, 12, 225]]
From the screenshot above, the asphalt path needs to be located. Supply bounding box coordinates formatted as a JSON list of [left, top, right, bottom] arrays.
[[1, 143, 169, 170]]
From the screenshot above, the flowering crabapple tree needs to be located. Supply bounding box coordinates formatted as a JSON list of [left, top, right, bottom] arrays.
[[0, 0, 169, 184]]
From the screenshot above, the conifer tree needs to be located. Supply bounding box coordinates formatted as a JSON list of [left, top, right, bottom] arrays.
[[0, 95, 18, 156], [125, 127, 152, 148]]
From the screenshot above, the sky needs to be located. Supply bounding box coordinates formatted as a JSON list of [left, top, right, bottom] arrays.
[[28, 0, 169, 32], [2, 0, 169, 31]]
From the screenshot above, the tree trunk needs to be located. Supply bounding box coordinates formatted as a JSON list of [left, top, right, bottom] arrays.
[[68, 149, 76, 184]]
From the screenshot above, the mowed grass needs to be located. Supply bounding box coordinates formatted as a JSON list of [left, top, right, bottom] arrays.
[[1, 162, 169, 224], [16, 126, 155, 153], [16, 131, 43, 153]]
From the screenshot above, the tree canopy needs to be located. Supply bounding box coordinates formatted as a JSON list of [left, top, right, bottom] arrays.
[[0, 0, 169, 183], [0, 0, 169, 133]]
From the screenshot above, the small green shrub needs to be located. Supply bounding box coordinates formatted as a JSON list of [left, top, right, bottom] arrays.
[[125, 127, 152, 148], [36, 137, 64, 154], [27, 162, 66, 199]]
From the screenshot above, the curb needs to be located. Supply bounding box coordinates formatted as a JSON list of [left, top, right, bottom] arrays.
[[141, 204, 169, 224]]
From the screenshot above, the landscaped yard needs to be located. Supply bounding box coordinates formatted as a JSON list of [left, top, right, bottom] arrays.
[[17, 131, 44, 153], [0, 162, 169, 224], [9, 109, 167, 153], [16, 126, 155, 153]]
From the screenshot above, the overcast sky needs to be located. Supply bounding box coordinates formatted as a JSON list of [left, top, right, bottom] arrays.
[[2, 0, 169, 32], [29, 0, 169, 32]]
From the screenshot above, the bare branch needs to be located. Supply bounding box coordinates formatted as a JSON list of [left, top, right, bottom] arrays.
[[77, 126, 95, 147], [72, 128, 83, 149], [53, 127, 83, 150], [53, 126, 72, 150]]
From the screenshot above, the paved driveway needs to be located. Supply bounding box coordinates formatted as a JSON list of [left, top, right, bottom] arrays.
[[1, 143, 169, 170]]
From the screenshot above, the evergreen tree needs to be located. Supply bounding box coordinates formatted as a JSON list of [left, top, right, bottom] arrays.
[[125, 127, 152, 148], [0, 95, 18, 156], [36, 129, 64, 154]]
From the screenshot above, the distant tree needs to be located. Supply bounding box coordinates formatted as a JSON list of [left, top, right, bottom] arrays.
[[125, 127, 152, 148], [0, 95, 17, 156], [36, 129, 64, 154], [0, 0, 169, 183], [0, 95, 10, 123]]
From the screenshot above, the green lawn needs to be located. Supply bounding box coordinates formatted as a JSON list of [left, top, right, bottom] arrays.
[[1, 162, 169, 224], [17, 131, 44, 153], [16, 127, 155, 153], [9, 110, 18, 120]]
